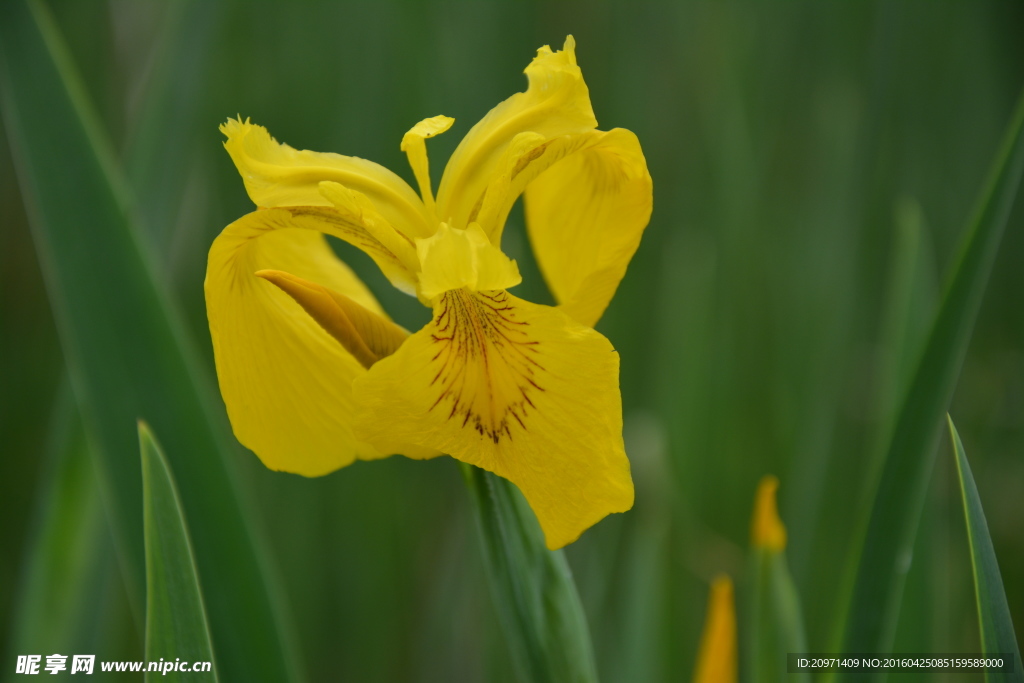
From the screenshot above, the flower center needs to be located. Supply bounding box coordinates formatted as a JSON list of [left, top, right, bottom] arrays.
[[415, 223, 521, 301]]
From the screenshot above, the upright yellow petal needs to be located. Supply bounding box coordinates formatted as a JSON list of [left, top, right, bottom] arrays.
[[693, 576, 737, 683], [205, 209, 390, 476], [751, 475, 787, 551], [351, 288, 634, 549], [524, 127, 652, 327], [435, 36, 597, 231], [221, 117, 432, 238], [470, 129, 568, 243]]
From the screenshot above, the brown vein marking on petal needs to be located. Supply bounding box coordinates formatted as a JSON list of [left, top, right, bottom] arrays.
[[428, 289, 544, 444], [288, 206, 404, 270], [511, 139, 553, 179], [466, 191, 485, 225]]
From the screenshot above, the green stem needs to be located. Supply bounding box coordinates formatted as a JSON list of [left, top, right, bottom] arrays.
[[461, 463, 599, 683]]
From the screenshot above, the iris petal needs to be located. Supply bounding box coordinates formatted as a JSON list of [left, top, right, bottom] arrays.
[[351, 288, 634, 549], [221, 118, 432, 238], [524, 128, 652, 327], [205, 209, 390, 475], [435, 36, 597, 233]]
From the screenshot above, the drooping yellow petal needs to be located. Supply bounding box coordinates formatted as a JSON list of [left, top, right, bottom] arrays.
[[351, 288, 634, 549], [524, 127, 652, 327], [750, 475, 787, 552], [401, 115, 455, 217], [221, 117, 432, 238], [435, 36, 597, 232], [255, 269, 408, 369], [205, 209, 391, 476], [415, 223, 521, 300], [693, 575, 737, 683]]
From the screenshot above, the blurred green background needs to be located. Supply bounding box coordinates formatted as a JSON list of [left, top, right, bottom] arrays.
[[2, 1, 1023, 681]]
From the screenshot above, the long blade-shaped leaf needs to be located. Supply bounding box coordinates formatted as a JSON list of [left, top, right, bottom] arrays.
[[0, 2, 296, 680], [749, 551, 810, 683], [140, 423, 218, 682], [838, 91, 1024, 670], [868, 198, 938, 479], [462, 464, 598, 683], [747, 477, 809, 683], [124, 0, 221, 248], [947, 417, 1023, 683], [3, 385, 107, 672]]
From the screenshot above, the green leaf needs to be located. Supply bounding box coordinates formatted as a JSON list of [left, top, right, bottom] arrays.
[[461, 464, 598, 683], [140, 422, 219, 682], [947, 417, 1023, 683], [0, 2, 297, 681], [748, 549, 810, 683], [868, 198, 938, 478], [4, 385, 108, 664], [838, 90, 1024, 669], [123, 0, 221, 248], [746, 478, 809, 683]]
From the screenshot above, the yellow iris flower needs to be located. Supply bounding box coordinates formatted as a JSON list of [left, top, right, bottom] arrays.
[[205, 36, 652, 549]]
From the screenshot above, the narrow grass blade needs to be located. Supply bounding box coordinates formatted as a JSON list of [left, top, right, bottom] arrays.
[[3, 386, 106, 674], [749, 551, 810, 683], [838, 91, 1024, 668], [140, 423, 218, 682], [0, 2, 296, 680], [747, 477, 809, 683], [947, 417, 1023, 682], [462, 464, 598, 683], [869, 198, 938, 477], [124, 0, 221, 248]]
